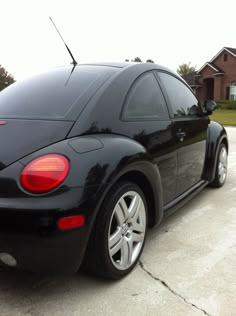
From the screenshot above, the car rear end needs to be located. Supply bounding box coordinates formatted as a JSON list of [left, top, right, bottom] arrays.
[[0, 65, 119, 273]]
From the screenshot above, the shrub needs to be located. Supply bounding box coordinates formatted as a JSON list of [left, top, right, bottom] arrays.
[[216, 100, 236, 110]]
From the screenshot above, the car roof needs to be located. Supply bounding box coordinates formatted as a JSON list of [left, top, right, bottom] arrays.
[[80, 62, 130, 68], [50, 62, 178, 80], [79, 62, 174, 73]]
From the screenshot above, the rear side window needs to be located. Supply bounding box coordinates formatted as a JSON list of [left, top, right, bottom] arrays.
[[158, 72, 200, 118], [122, 72, 168, 120], [0, 66, 117, 120]]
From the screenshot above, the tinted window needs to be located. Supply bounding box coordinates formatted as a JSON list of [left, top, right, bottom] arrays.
[[0, 66, 117, 119], [122, 72, 168, 120], [158, 72, 199, 118]]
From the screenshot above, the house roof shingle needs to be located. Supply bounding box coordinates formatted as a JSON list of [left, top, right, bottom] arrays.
[[225, 47, 236, 56], [182, 72, 201, 86], [182, 72, 197, 85]]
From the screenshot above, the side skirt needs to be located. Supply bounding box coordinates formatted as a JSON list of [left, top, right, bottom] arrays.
[[163, 180, 209, 218]]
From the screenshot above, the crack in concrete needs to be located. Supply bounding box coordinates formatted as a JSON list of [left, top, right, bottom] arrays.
[[139, 260, 213, 316]]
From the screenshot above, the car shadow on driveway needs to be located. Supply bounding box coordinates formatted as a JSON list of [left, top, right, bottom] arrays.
[[0, 267, 122, 315]]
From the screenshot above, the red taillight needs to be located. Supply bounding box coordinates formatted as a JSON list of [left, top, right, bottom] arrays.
[[57, 215, 85, 230], [21, 154, 69, 193]]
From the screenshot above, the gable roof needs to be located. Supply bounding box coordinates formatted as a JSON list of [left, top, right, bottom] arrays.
[[197, 62, 224, 74], [208, 62, 224, 73], [197, 47, 236, 74], [209, 47, 236, 63]]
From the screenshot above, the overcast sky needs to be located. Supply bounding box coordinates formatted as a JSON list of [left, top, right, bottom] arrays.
[[1, 0, 236, 80]]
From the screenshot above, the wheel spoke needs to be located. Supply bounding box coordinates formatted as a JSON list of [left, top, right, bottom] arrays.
[[218, 164, 223, 175], [132, 221, 145, 234], [120, 238, 133, 268], [119, 198, 129, 221], [114, 204, 125, 226], [109, 233, 123, 256], [132, 231, 144, 243], [222, 148, 226, 161], [132, 200, 145, 226], [129, 195, 140, 219], [219, 173, 223, 183], [109, 227, 122, 248], [220, 150, 224, 162], [218, 147, 227, 184]]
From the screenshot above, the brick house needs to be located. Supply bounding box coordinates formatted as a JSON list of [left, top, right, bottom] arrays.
[[183, 47, 236, 102]]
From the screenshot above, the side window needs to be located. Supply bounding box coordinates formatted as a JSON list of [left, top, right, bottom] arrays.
[[122, 72, 168, 120], [158, 72, 200, 118]]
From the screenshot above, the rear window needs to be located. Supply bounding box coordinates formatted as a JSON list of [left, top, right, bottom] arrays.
[[0, 65, 117, 120]]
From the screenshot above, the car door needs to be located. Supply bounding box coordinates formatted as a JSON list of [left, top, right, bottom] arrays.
[[121, 71, 177, 205], [157, 71, 209, 197]]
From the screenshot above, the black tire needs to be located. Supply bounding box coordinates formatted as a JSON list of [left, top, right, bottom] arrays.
[[210, 143, 228, 188], [83, 181, 148, 279]]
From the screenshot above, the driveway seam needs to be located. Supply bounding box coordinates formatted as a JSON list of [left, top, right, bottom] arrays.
[[139, 260, 213, 316]]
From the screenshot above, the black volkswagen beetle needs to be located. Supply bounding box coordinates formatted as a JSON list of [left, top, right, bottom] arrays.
[[0, 62, 228, 279]]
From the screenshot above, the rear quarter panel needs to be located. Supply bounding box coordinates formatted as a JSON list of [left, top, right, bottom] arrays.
[[18, 134, 163, 224]]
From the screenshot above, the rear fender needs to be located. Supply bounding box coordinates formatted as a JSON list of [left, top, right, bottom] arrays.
[[18, 134, 164, 226]]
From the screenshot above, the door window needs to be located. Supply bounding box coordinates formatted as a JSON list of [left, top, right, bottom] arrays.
[[158, 72, 200, 118]]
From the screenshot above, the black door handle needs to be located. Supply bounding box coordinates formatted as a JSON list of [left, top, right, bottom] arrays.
[[176, 130, 186, 141]]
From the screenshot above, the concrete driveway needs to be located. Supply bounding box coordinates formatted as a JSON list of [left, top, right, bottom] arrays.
[[0, 127, 235, 316]]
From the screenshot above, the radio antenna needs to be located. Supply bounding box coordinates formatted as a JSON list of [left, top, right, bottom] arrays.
[[49, 17, 78, 66]]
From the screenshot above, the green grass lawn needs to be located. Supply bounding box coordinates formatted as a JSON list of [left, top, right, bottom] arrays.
[[210, 110, 236, 126]]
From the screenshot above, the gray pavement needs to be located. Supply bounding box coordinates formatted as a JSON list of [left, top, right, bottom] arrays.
[[0, 127, 236, 316]]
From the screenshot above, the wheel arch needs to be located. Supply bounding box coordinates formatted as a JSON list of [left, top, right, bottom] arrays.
[[93, 161, 164, 230], [203, 121, 228, 183], [114, 160, 163, 228], [221, 137, 228, 153], [116, 169, 160, 228]]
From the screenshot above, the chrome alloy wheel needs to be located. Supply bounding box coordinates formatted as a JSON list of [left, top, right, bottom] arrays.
[[218, 146, 227, 184], [108, 191, 146, 270]]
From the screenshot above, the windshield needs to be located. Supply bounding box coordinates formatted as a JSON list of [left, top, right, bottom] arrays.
[[0, 65, 117, 120]]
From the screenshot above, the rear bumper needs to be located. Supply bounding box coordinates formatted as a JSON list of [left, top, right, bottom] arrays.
[[0, 187, 99, 274], [0, 227, 89, 274]]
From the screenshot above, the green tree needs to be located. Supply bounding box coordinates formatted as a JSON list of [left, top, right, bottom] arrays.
[[146, 59, 154, 63], [125, 57, 154, 63], [132, 57, 142, 62], [177, 62, 196, 76], [0, 65, 15, 91]]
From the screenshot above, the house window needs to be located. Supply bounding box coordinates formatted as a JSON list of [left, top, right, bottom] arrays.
[[230, 81, 236, 100], [223, 53, 228, 62]]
